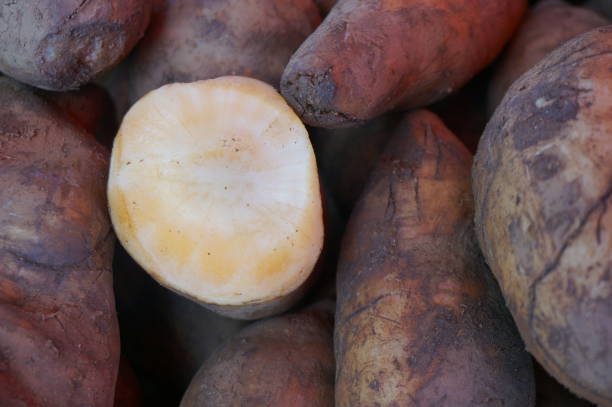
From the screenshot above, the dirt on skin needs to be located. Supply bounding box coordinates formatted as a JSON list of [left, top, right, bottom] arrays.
[[0, 0, 151, 91], [473, 26, 612, 407], [281, 0, 527, 127], [0, 77, 119, 406], [126, 0, 321, 105], [180, 303, 335, 407], [335, 110, 534, 407]]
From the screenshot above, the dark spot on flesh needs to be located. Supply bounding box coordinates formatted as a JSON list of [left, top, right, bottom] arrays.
[[368, 379, 380, 391], [527, 153, 564, 181], [510, 82, 582, 151]]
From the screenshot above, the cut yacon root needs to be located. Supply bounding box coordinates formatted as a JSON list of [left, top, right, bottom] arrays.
[[108, 76, 324, 320]]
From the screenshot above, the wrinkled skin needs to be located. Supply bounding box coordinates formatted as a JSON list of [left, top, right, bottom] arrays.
[[473, 26, 612, 406], [281, 0, 527, 128], [0, 0, 151, 91], [126, 0, 321, 105], [488, 0, 609, 113], [180, 303, 335, 407], [0, 78, 120, 406], [335, 110, 534, 406]]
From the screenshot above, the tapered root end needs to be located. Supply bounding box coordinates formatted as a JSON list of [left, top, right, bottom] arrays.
[[281, 68, 363, 129]]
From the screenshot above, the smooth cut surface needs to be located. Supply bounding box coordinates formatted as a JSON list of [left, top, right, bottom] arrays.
[[109, 77, 323, 309]]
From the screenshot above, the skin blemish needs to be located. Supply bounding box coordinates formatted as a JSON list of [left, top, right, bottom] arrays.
[[535, 97, 553, 108]]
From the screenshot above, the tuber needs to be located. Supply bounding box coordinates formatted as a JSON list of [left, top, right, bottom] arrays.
[[473, 26, 612, 407], [108, 77, 324, 320]]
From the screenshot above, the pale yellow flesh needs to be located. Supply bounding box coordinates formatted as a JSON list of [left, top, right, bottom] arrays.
[[108, 77, 323, 306]]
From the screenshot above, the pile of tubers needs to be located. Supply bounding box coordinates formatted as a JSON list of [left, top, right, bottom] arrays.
[[0, 0, 610, 406]]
